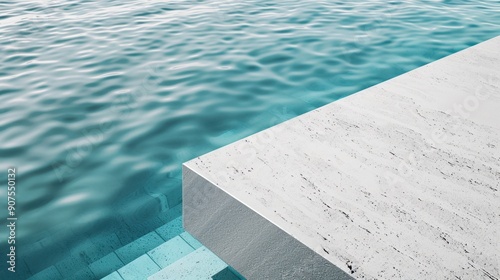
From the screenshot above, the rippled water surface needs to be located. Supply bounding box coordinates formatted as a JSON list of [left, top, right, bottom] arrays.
[[1, 0, 499, 278]]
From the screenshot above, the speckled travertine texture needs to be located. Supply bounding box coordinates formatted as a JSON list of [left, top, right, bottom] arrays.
[[184, 36, 500, 280]]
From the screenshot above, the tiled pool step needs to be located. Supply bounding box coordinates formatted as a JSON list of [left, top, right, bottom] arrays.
[[24, 202, 183, 280], [148, 247, 227, 280], [27, 214, 182, 280], [28, 211, 243, 280], [101, 235, 243, 280]]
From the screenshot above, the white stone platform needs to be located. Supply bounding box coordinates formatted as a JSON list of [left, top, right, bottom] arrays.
[[183, 36, 500, 279]]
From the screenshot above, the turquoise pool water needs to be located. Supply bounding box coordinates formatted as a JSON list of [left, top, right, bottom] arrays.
[[0, 0, 499, 278]]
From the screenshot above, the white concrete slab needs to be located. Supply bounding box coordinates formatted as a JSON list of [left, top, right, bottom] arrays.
[[184, 36, 500, 279]]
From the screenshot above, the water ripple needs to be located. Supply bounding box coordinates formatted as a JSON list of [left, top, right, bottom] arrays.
[[0, 0, 499, 278]]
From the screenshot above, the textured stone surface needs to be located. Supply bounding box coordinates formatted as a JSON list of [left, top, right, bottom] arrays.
[[184, 36, 500, 279]]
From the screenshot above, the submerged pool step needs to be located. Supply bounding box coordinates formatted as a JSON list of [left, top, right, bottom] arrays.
[[99, 231, 195, 280], [24, 202, 184, 280], [102, 237, 244, 280], [27, 213, 226, 280], [147, 236, 195, 268], [103, 235, 195, 280], [147, 247, 228, 280], [98, 219, 244, 280], [27, 206, 244, 280], [89, 215, 185, 279]]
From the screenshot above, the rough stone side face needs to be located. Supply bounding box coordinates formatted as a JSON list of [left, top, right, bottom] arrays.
[[183, 165, 354, 280]]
